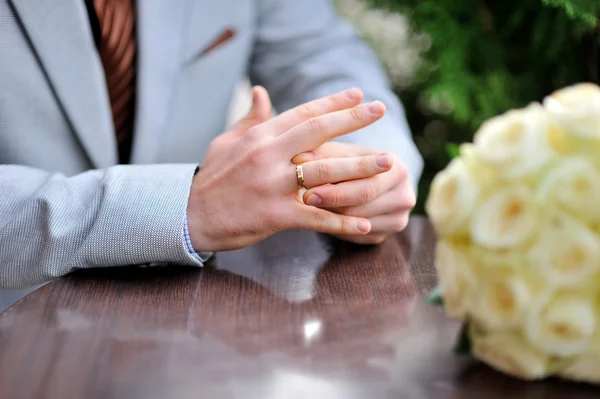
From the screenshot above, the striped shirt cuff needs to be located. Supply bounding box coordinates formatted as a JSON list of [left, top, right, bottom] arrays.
[[183, 216, 213, 263]]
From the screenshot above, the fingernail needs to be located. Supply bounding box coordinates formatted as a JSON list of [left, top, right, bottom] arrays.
[[306, 194, 322, 206], [346, 88, 361, 100], [376, 154, 391, 168], [368, 101, 384, 115], [358, 219, 371, 233]]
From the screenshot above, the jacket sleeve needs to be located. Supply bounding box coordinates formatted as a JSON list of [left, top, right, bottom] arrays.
[[0, 163, 205, 289], [249, 0, 424, 189]]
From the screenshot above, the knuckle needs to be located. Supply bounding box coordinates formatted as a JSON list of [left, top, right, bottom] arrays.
[[247, 144, 265, 160], [246, 142, 272, 165], [357, 157, 371, 175], [245, 125, 264, 141], [317, 160, 333, 181], [340, 216, 354, 234], [313, 213, 328, 231], [394, 185, 417, 211], [211, 133, 226, 145], [296, 103, 315, 119], [250, 177, 270, 195], [391, 191, 416, 213], [266, 169, 284, 189], [394, 162, 409, 181], [359, 185, 378, 204], [350, 107, 363, 123], [406, 190, 417, 209], [330, 192, 348, 208], [307, 117, 322, 134], [326, 94, 339, 108], [393, 214, 410, 232], [208, 136, 225, 152]]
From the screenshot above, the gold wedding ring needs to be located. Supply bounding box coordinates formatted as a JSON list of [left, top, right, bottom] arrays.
[[296, 164, 306, 188]]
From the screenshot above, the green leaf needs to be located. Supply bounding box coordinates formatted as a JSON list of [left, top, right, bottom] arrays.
[[445, 142, 460, 159], [453, 324, 472, 356], [358, 0, 600, 216], [541, 0, 600, 28], [426, 286, 444, 306]]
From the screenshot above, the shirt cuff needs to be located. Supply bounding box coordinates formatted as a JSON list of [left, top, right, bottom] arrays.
[[183, 215, 213, 263]]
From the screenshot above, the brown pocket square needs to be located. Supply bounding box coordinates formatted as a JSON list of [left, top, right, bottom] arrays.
[[199, 28, 236, 57]]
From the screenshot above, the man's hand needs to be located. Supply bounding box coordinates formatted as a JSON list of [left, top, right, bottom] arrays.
[[187, 87, 393, 252], [292, 142, 416, 245]]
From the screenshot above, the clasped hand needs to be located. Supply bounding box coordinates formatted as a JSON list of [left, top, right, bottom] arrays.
[[187, 87, 415, 252]]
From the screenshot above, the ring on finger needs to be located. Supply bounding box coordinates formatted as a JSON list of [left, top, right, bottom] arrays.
[[296, 164, 306, 188]]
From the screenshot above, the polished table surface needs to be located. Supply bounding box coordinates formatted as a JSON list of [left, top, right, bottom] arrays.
[[0, 217, 597, 399]]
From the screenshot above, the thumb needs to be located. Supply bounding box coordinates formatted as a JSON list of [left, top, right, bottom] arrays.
[[231, 85, 272, 135], [298, 205, 372, 236]]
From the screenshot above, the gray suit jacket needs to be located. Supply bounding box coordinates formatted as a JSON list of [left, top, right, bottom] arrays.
[[0, 0, 423, 289]]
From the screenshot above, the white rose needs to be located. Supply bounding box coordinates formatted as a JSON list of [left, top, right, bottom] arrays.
[[434, 241, 475, 320], [528, 213, 600, 287], [471, 273, 533, 331], [470, 186, 537, 249], [470, 246, 526, 270], [526, 292, 597, 356], [559, 354, 600, 383], [536, 157, 600, 222], [543, 83, 600, 139], [457, 143, 496, 185], [472, 332, 550, 380], [426, 159, 479, 237], [473, 103, 556, 178]]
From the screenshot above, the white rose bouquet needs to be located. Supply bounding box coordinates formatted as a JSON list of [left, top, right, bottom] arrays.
[[425, 82, 600, 383]]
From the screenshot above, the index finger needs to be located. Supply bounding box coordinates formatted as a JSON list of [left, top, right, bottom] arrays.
[[265, 88, 364, 134], [278, 101, 386, 156]]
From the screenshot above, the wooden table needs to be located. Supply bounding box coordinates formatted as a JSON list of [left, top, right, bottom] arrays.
[[0, 217, 596, 398]]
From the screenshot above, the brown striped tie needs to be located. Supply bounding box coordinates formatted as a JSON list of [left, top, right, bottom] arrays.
[[93, 0, 137, 164]]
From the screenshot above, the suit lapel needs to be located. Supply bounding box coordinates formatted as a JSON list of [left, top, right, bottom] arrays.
[[10, 0, 117, 168], [130, 0, 191, 164]]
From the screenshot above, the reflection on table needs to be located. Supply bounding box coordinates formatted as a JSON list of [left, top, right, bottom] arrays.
[[0, 217, 596, 399]]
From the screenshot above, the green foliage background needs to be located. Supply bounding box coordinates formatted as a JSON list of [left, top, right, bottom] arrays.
[[366, 0, 600, 213]]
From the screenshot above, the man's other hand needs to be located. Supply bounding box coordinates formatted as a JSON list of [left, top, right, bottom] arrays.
[[292, 142, 416, 245]]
